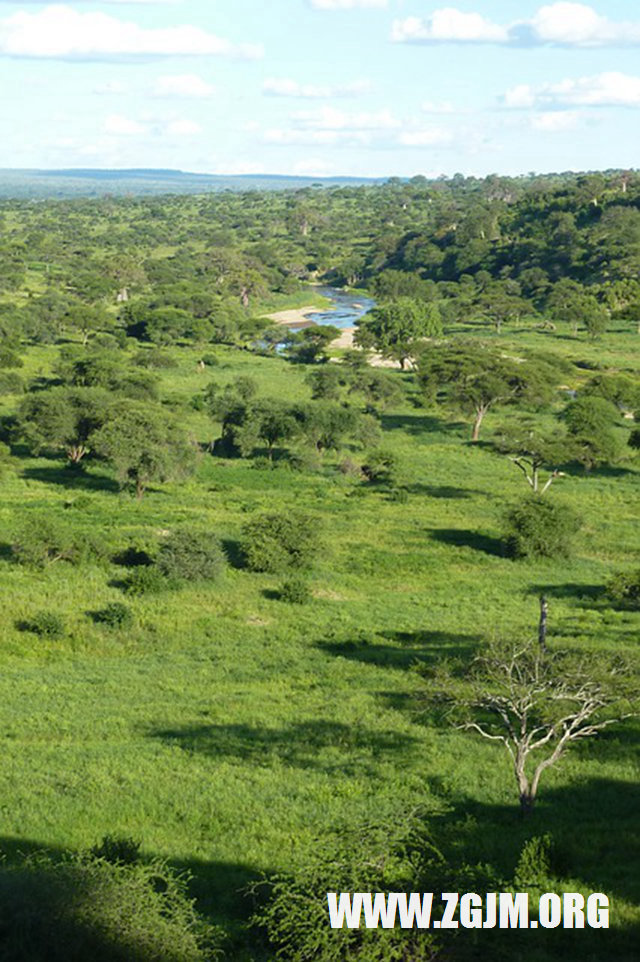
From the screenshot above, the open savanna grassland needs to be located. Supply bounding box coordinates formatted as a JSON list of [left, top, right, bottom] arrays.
[[0, 321, 638, 960]]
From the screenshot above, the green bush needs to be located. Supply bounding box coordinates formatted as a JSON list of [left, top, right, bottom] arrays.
[[279, 577, 312, 604], [0, 851, 221, 962], [251, 810, 496, 962], [12, 515, 108, 568], [0, 348, 24, 369], [23, 611, 66, 639], [124, 566, 166, 596], [241, 511, 320, 573], [504, 497, 581, 559], [361, 448, 398, 485], [156, 528, 226, 584], [0, 371, 24, 395], [606, 569, 640, 610], [93, 603, 134, 629], [514, 834, 556, 889]]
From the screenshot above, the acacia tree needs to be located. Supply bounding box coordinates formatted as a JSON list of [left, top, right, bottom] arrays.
[[17, 387, 110, 465], [430, 641, 638, 815], [494, 426, 569, 494], [418, 343, 557, 442], [354, 297, 442, 369], [92, 400, 198, 498]]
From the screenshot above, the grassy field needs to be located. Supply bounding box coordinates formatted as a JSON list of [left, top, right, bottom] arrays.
[[0, 320, 638, 958]]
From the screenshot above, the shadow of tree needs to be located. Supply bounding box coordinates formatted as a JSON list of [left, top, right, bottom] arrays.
[[22, 465, 120, 494], [317, 630, 481, 672], [149, 720, 418, 772], [430, 527, 505, 557]]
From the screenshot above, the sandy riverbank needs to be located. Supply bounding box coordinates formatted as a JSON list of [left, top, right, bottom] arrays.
[[263, 306, 324, 326], [263, 305, 401, 368]]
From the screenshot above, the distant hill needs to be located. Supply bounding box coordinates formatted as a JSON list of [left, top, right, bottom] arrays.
[[0, 168, 388, 199]]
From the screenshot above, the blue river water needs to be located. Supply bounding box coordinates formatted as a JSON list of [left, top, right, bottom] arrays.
[[303, 286, 376, 329]]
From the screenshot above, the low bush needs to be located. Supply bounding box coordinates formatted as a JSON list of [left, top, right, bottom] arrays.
[[23, 611, 66, 639], [0, 348, 24, 369], [156, 528, 226, 584], [514, 834, 556, 889], [0, 371, 24, 395], [241, 511, 320, 573], [504, 497, 581, 560], [0, 851, 221, 961], [92, 603, 134, 629], [279, 577, 312, 604], [123, 566, 166, 596], [606, 569, 640, 610], [361, 448, 398, 485], [12, 515, 108, 568]]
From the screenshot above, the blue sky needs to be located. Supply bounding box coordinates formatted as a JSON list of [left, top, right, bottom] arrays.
[[1, 1, 640, 177]]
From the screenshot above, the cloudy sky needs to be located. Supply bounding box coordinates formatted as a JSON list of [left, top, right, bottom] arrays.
[[2, 1, 640, 177]]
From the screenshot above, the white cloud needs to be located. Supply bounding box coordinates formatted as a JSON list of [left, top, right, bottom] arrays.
[[165, 118, 202, 136], [530, 110, 581, 131], [104, 113, 147, 136], [505, 72, 640, 109], [0, 5, 262, 60], [154, 73, 214, 98], [310, 0, 387, 9], [263, 77, 370, 99], [392, 10, 507, 44], [398, 128, 454, 147], [392, 3, 640, 47], [504, 84, 537, 109]]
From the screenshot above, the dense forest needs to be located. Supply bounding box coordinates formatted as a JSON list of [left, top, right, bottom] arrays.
[[0, 169, 638, 961]]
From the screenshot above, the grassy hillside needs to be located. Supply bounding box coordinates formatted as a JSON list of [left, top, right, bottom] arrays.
[[0, 318, 638, 958]]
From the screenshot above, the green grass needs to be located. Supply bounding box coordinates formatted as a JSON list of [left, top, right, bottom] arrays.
[[0, 328, 638, 958]]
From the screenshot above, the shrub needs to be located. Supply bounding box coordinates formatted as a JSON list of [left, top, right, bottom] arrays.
[[23, 611, 66, 639], [514, 834, 556, 889], [606, 569, 640, 610], [361, 448, 398, 485], [389, 486, 409, 503], [504, 497, 581, 559], [251, 809, 496, 962], [12, 515, 108, 568], [241, 511, 320, 573], [0, 371, 24, 395], [90, 834, 141, 865], [123, 566, 166, 596], [0, 348, 24, 369], [156, 528, 226, 584], [279, 577, 312, 604], [0, 851, 221, 962], [93, 603, 134, 629]]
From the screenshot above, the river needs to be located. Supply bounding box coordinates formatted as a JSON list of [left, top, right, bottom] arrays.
[[302, 286, 376, 330]]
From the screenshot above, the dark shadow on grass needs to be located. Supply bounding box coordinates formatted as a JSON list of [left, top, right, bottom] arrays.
[[379, 412, 465, 437], [430, 527, 505, 557], [317, 630, 481, 672], [0, 542, 13, 562], [221, 538, 245, 570], [527, 581, 605, 603], [150, 720, 417, 772], [406, 483, 478, 499], [22, 465, 120, 494]]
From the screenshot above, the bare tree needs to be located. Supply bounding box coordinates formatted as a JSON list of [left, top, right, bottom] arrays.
[[429, 641, 638, 816]]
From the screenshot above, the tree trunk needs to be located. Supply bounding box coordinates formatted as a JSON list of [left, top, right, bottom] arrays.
[[136, 478, 145, 500], [538, 596, 549, 652], [471, 407, 487, 442], [519, 792, 536, 817]]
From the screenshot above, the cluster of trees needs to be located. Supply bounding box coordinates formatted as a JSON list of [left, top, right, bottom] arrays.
[[3, 170, 640, 359]]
